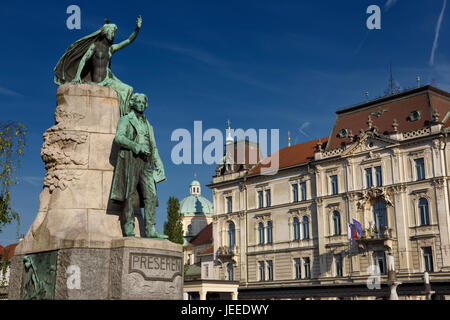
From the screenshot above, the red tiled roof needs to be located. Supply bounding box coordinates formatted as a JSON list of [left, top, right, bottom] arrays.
[[0, 243, 18, 261], [326, 86, 450, 150], [249, 137, 328, 176], [187, 223, 212, 246], [198, 244, 214, 255], [429, 94, 450, 128]]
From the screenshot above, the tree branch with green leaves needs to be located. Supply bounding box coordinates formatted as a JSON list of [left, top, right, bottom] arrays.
[[0, 121, 27, 234]]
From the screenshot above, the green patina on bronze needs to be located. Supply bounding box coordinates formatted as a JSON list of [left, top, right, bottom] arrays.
[[111, 93, 167, 239], [22, 251, 57, 300], [54, 16, 142, 116]]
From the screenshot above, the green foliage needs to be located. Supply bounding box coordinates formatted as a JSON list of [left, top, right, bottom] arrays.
[[0, 250, 9, 289], [163, 196, 184, 245], [0, 121, 27, 234]]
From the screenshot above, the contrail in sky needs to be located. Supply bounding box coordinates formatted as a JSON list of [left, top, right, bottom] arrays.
[[430, 0, 447, 66], [385, 0, 398, 11], [298, 121, 310, 137]]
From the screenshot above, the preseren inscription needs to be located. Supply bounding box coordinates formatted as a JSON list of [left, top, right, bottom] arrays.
[[128, 252, 182, 281]]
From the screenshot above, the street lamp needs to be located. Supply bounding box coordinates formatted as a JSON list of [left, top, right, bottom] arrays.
[[423, 272, 435, 300], [387, 253, 401, 300]]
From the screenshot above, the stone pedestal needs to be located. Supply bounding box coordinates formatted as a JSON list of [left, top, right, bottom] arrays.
[[9, 238, 183, 300], [8, 84, 182, 299]]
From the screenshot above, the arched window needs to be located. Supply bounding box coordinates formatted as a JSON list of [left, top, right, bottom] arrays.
[[373, 201, 387, 237], [187, 224, 193, 236], [419, 198, 430, 226], [302, 216, 310, 239], [293, 217, 300, 240], [333, 211, 341, 235], [228, 221, 235, 248], [267, 221, 273, 244], [258, 222, 265, 244], [227, 263, 234, 281]]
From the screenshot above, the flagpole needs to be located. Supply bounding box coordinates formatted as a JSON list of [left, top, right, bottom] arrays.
[[350, 228, 353, 278], [347, 196, 353, 279], [348, 222, 353, 279]]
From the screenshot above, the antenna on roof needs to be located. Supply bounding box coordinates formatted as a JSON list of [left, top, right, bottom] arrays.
[[417, 76, 421, 88], [389, 63, 394, 95], [384, 62, 401, 96], [365, 91, 369, 102]]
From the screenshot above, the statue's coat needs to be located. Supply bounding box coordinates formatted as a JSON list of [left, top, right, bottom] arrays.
[[110, 111, 165, 205]]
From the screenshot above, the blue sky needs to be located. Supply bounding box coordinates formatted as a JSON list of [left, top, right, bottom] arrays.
[[1, 0, 449, 245]]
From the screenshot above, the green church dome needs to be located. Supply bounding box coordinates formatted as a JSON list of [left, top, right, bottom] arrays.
[[180, 194, 213, 216], [180, 179, 213, 216]]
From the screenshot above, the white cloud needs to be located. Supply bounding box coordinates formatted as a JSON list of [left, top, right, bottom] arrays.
[[430, 0, 447, 66], [19, 176, 42, 186], [0, 86, 22, 97], [149, 41, 227, 68], [148, 41, 281, 92], [385, 0, 398, 10]]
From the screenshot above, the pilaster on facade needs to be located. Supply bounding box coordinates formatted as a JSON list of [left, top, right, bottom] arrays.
[[433, 177, 450, 271]]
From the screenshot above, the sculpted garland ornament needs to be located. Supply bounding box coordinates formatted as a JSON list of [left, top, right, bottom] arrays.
[[356, 186, 394, 209]]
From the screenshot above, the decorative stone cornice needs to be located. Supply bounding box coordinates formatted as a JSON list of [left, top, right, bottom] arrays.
[[346, 192, 360, 202], [314, 197, 324, 206], [253, 212, 271, 220], [408, 149, 426, 157], [238, 211, 246, 219], [432, 178, 446, 190], [391, 184, 407, 194], [326, 202, 341, 212]]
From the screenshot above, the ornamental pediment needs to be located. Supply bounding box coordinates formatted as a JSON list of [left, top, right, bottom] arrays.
[[341, 132, 398, 157]]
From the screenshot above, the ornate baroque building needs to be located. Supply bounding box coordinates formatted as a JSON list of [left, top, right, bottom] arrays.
[[208, 85, 450, 299]]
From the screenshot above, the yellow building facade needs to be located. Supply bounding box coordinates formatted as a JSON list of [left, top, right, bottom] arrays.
[[208, 86, 450, 300]]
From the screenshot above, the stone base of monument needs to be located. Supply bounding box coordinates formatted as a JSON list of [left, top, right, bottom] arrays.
[[7, 83, 183, 300], [8, 238, 183, 300]]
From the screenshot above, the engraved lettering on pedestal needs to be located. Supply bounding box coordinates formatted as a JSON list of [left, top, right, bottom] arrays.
[[128, 253, 182, 281]]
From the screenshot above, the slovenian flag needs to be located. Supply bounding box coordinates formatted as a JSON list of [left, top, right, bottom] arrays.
[[352, 219, 363, 237], [348, 223, 355, 240]]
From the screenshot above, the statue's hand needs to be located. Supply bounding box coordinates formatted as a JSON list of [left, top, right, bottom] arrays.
[[136, 15, 142, 29], [140, 143, 150, 156]]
